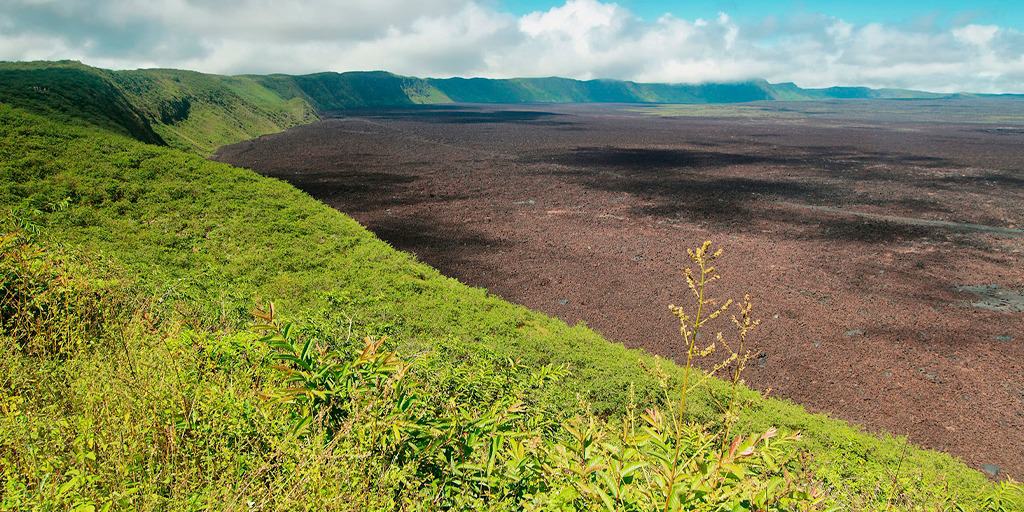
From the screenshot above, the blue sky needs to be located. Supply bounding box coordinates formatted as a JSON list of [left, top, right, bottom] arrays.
[[1, 0, 1022, 92], [503, 0, 1024, 29]]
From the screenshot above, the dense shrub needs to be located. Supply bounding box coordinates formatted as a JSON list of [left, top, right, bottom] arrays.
[[0, 230, 111, 357], [0, 234, 819, 510]]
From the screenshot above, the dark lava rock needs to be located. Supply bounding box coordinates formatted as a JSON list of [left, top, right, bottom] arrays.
[[917, 367, 940, 383]]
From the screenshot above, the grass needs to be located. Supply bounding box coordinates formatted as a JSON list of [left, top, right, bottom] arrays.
[[1, 223, 821, 510], [0, 61, 162, 143], [109, 68, 318, 154], [1, 101, 1020, 510]]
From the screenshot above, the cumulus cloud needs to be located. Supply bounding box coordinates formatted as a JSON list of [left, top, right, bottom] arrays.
[[1, 0, 1022, 92]]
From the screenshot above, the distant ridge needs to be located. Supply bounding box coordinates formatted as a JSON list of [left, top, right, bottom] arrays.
[[423, 76, 952, 104], [0, 60, 1015, 153]]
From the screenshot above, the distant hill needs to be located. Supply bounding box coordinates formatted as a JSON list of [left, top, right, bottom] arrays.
[[424, 76, 789, 103], [0, 60, 1005, 153]]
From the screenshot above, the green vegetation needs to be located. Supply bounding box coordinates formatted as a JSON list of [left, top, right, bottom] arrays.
[[1, 61, 1022, 509], [0, 60, 977, 154], [0, 61, 317, 154], [421, 77, 945, 104], [0, 61, 162, 144], [283, 71, 449, 110], [1, 225, 822, 510], [109, 68, 318, 154]]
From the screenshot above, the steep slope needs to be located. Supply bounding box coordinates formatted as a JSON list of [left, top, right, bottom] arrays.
[[109, 68, 318, 154], [426, 77, 779, 103], [280, 71, 450, 109], [767, 82, 947, 100], [0, 63, 453, 153], [2, 102, 1018, 508], [0, 61, 318, 154], [0, 61, 163, 144]]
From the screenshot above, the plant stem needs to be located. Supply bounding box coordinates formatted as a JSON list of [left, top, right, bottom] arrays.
[[666, 256, 708, 512]]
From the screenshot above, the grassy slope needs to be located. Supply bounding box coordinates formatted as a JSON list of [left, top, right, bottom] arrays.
[[0, 102, 1007, 507], [0, 63, 456, 153], [425, 77, 955, 104], [109, 69, 318, 154], [0, 61, 163, 144], [426, 77, 780, 104], [767, 82, 947, 100], [0, 61, 318, 155], [1, 61, 966, 155]]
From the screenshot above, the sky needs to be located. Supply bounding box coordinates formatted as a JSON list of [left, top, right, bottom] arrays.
[[504, 1, 1024, 29], [1, 0, 1022, 93]]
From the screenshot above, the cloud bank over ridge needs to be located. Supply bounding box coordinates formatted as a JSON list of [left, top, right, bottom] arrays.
[[2, 0, 1022, 93]]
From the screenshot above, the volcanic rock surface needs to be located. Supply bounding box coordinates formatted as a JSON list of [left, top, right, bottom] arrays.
[[216, 101, 1024, 476]]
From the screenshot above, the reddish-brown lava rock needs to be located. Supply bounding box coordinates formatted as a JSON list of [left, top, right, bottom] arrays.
[[215, 102, 1024, 477]]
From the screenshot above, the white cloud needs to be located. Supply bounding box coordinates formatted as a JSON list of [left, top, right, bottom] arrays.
[[953, 24, 1000, 46], [0, 0, 1022, 93], [519, 0, 622, 40]]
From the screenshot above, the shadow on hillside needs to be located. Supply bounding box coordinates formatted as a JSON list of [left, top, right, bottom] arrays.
[[545, 145, 956, 174], [546, 146, 787, 170], [815, 218, 946, 243], [936, 170, 1024, 188], [794, 146, 955, 174], [261, 169, 458, 212]]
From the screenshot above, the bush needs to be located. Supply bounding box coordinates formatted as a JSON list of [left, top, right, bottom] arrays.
[[0, 229, 111, 357], [255, 242, 821, 511]]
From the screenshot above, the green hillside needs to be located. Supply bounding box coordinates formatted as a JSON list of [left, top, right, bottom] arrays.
[[429, 77, 789, 104], [0, 61, 163, 144], [108, 68, 319, 154], [421, 77, 775, 103], [0, 61, 319, 154], [1, 60, 1022, 509], [1, 60, 979, 155], [421, 77, 954, 104], [0, 63, 451, 153], [766, 82, 945, 100]]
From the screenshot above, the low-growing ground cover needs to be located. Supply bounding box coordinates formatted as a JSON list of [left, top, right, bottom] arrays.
[[1, 104, 1020, 509]]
